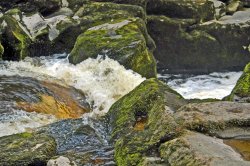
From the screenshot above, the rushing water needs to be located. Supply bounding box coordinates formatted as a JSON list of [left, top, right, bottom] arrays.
[[158, 71, 242, 99], [0, 54, 145, 136]]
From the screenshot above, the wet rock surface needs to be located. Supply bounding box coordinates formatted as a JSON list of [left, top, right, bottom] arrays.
[[38, 117, 115, 165]]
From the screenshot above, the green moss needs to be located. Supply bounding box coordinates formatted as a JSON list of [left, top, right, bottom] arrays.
[[0, 42, 4, 59], [19, 132, 33, 138], [69, 18, 156, 78], [107, 78, 186, 165], [3, 14, 31, 59], [226, 63, 250, 101]]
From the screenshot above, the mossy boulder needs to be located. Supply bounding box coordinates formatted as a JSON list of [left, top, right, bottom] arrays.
[[69, 18, 156, 78], [147, 9, 250, 74], [75, 2, 146, 21], [107, 78, 186, 165], [0, 132, 57, 166], [1, 10, 31, 60], [226, 62, 250, 102], [147, 0, 215, 23]]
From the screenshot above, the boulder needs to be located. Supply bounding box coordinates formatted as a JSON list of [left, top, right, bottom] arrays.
[[226, 0, 243, 15], [69, 18, 156, 78], [107, 78, 186, 165], [175, 101, 250, 135], [160, 131, 250, 166], [147, 9, 250, 74], [209, 0, 226, 19], [0, 8, 81, 60], [0, 132, 57, 166], [0, 0, 61, 16], [226, 62, 250, 102], [147, 0, 215, 23]]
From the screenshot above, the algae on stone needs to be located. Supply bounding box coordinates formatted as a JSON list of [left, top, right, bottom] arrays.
[[108, 78, 186, 165], [69, 18, 156, 78], [0, 132, 56, 166]]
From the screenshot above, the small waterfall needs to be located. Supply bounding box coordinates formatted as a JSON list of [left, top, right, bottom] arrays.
[[0, 54, 145, 136]]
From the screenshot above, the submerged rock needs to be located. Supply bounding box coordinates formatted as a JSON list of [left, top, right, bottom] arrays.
[[108, 78, 186, 165], [69, 17, 156, 78], [226, 62, 250, 102], [160, 131, 250, 165], [0, 132, 56, 166]]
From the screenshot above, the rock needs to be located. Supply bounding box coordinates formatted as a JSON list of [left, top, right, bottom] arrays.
[[175, 101, 250, 135], [242, 0, 250, 7], [0, 8, 81, 60], [0, 0, 61, 16], [74, 2, 146, 21], [226, 0, 243, 15], [147, 9, 250, 74], [0, 132, 56, 166], [69, 18, 156, 78], [147, 0, 215, 23], [47, 156, 77, 166], [160, 131, 250, 166], [94, 0, 148, 9], [1, 9, 32, 60], [209, 0, 226, 19], [38, 117, 115, 165], [226, 62, 250, 102], [107, 78, 186, 165]]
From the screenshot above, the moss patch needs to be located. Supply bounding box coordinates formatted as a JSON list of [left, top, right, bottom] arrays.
[[226, 62, 250, 102]]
